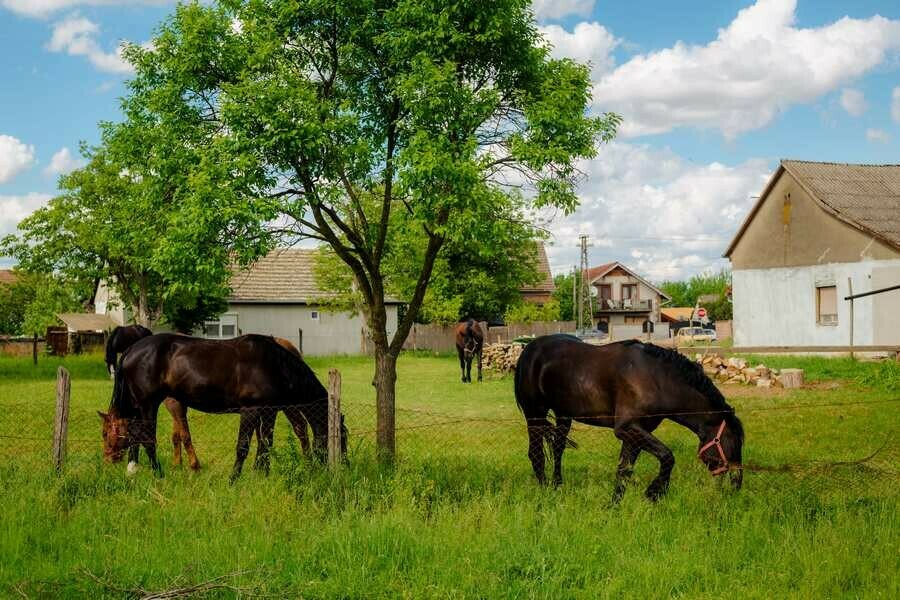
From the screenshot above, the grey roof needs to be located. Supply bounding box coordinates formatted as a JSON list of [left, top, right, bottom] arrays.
[[726, 160, 900, 256], [57, 313, 117, 332], [230, 248, 402, 304]]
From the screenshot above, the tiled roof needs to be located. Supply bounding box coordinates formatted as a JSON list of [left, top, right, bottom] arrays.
[[519, 242, 556, 294], [0, 270, 17, 285], [584, 261, 671, 300], [726, 160, 900, 256], [230, 248, 402, 304]]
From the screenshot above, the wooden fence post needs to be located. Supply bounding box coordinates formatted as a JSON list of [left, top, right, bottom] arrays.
[[53, 367, 71, 473], [298, 328, 303, 355], [32, 333, 38, 365], [327, 368, 341, 470]]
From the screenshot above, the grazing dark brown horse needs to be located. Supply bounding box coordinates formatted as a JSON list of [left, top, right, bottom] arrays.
[[515, 334, 744, 502], [454, 319, 484, 383], [101, 334, 343, 481], [103, 325, 201, 470]]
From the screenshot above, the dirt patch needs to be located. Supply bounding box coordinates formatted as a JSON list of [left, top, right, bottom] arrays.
[[718, 384, 789, 399]]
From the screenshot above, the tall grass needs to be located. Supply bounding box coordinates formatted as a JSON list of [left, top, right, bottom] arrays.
[[0, 352, 897, 598]]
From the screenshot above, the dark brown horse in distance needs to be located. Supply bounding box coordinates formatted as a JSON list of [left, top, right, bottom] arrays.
[[102, 334, 340, 481], [454, 319, 484, 383], [515, 334, 744, 502]]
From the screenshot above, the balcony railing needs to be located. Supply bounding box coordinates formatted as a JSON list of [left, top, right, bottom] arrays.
[[594, 298, 653, 312]]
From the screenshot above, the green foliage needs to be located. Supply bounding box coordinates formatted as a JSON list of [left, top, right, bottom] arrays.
[[0, 273, 88, 336], [552, 271, 576, 321], [0, 274, 34, 335], [659, 269, 733, 320], [503, 300, 560, 324]]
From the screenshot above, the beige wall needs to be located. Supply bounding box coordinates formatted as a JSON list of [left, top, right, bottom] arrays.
[[872, 265, 900, 345], [730, 170, 899, 270], [592, 273, 663, 321]]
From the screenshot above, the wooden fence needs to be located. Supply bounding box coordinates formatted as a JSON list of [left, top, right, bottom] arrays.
[[401, 321, 577, 352]]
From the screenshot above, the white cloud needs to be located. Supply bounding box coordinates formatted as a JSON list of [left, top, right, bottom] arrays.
[[543, 143, 771, 280], [540, 22, 620, 79], [0, 193, 52, 238], [46, 14, 134, 75], [532, 0, 595, 22], [592, 0, 900, 138], [839, 88, 867, 117], [0, 135, 36, 184], [44, 147, 85, 176], [866, 128, 891, 143], [892, 87, 900, 123], [2, 1, 172, 19]]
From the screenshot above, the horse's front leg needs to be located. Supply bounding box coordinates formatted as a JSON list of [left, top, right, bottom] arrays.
[[616, 423, 674, 501], [139, 409, 162, 477], [254, 409, 277, 474], [230, 411, 256, 483], [551, 416, 572, 487], [465, 355, 473, 383], [457, 348, 467, 382]]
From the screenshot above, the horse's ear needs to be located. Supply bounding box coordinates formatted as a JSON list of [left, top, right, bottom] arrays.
[[97, 411, 108, 421]]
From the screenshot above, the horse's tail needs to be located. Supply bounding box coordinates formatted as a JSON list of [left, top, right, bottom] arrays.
[[104, 327, 119, 372]]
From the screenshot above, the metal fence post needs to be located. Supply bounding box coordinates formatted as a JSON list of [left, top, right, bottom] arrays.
[[53, 367, 70, 473], [327, 368, 341, 470]]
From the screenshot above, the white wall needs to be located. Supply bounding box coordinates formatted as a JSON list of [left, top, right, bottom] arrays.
[[733, 259, 900, 347], [227, 303, 398, 356]]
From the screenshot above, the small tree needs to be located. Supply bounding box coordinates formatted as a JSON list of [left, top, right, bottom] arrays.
[[84, 0, 619, 460]]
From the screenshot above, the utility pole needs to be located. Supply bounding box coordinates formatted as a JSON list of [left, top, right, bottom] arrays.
[[578, 235, 593, 333]]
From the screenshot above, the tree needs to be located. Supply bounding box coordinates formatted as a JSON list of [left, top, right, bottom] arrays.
[[658, 269, 732, 320], [91, 0, 619, 460], [552, 271, 576, 321]]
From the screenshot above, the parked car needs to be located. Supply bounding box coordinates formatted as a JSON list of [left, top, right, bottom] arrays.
[[675, 327, 716, 343]]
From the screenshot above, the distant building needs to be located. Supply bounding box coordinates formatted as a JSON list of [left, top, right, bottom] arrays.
[[586, 261, 670, 328], [725, 160, 900, 348], [0, 270, 17, 286], [519, 242, 556, 305]]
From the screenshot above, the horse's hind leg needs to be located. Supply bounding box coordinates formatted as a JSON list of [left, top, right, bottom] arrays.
[[526, 416, 551, 485], [615, 422, 674, 501], [611, 438, 641, 503], [551, 416, 572, 487], [254, 409, 277, 475], [171, 399, 200, 470], [230, 411, 256, 483]]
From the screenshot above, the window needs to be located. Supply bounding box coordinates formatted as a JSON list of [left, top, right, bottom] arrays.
[[621, 284, 637, 300], [202, 314, 239, 339], [817, 286, 837, 325], [310, 310, 319, 321], [598, 284, 612, 301]]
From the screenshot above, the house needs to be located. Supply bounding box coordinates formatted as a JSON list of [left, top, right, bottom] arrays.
[[519, 242, 556, 304], [586, 262, 671, 328], [204, 248, 401, 355], [660, 307, 695, 323], [724, 160, 900, 348], [97, 248, 402, 356]]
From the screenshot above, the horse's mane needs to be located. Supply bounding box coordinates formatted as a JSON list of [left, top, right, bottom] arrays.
[[626, 341, 743, 439]]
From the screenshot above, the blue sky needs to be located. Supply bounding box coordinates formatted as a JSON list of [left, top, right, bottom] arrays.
[[1, 0, 899, 279]]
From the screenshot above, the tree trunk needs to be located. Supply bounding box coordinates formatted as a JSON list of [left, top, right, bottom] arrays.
[[373, 345, 397, 462], [136, 274, 151, 327]]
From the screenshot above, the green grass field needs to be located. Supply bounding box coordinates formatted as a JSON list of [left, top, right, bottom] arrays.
[[1, 351, 897, 598]]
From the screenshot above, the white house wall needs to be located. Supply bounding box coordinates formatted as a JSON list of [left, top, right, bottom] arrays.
[[733, 259, 900, 347], [228, 303, 398, 356]]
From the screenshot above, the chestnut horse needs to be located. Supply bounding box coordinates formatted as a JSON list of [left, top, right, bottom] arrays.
[[454, 319, 484, 383], [515, 334, 744, 502], [102, 334, 341, 480]]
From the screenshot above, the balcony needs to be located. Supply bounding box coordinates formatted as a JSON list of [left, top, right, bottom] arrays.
[[594, 298, 653, 313]]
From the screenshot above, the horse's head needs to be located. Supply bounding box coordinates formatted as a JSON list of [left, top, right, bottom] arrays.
[[463, 335, 479, 358], [98, 410, 130, 463], [698, 414, 744, 489]]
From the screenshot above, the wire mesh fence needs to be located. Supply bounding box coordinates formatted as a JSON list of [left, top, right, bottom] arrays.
[[0, 366, 897, 502]]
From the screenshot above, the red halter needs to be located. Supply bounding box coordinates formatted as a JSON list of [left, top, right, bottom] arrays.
[[698, 420, 729, 476]]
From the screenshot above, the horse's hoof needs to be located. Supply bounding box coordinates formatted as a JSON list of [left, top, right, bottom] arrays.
[[189, 462, 201, 471], [644, 485, 667, 502]]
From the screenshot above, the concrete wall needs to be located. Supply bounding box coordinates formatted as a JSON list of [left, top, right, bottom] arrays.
[[227, 303, 398, 356], [730, 169, 899, 270], [733, 259, 900, 347], [608, 323, 670, 341]]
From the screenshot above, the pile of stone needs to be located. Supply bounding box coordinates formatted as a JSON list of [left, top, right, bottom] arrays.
[[695, 353, 804, 388], [483, 343, 525, 373]]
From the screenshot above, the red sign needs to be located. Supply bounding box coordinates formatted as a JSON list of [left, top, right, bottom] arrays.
[[696, 308, 707, 318]]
